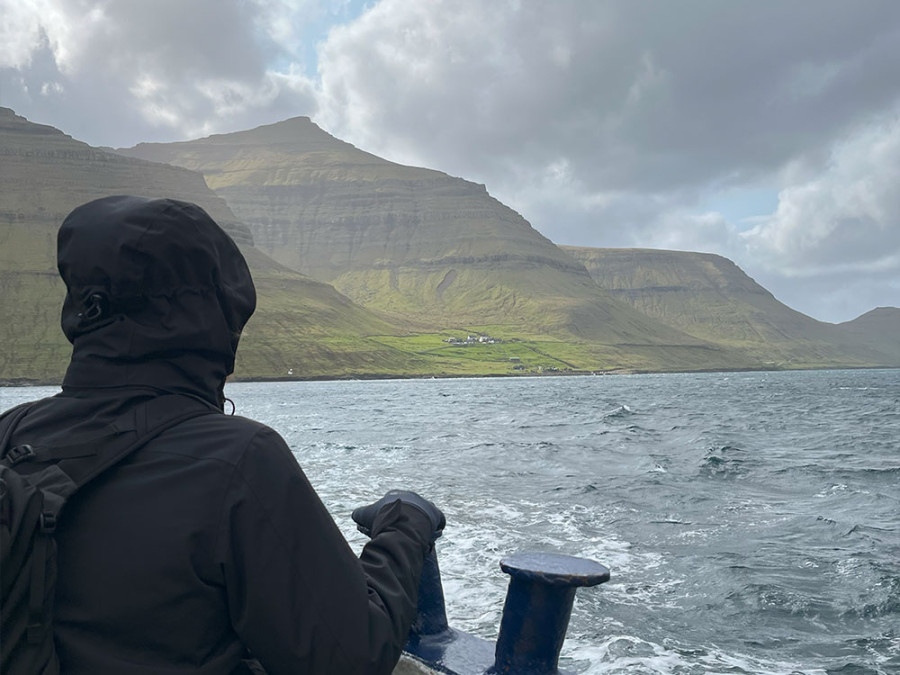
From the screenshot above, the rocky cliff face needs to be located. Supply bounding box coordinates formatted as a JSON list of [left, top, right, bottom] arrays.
[[562, 246, 900, 367], [119, 118, 750, 373], [123, 118, 575, 282], [122, 119, 587, 298], [0, 108, 425, 381], [0, 108, 251, 244]]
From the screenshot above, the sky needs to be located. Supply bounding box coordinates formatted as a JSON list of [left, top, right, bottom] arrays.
[[2, 0, 899, 324]]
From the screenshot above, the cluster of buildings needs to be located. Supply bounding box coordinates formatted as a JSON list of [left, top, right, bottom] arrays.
[[443, 334, 502, 345]]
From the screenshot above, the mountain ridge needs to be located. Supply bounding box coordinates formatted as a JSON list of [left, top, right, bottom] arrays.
[[562, 246, 899, 367], [3, 106, 896, 379], [118, 117, 758, 374], [0, 107, 433, 381]]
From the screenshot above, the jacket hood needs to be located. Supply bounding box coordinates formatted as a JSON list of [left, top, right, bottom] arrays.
[[58, 195, 256, 405]]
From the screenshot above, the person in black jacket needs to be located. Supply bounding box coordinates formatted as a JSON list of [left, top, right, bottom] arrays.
[[6, 195, 443, 675]]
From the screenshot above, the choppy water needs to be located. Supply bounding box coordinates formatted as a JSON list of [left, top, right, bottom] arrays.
[[3, 369, 898, 674]]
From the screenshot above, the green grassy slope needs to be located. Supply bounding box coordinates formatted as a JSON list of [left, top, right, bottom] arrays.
[[119, 118, 757, 373], [562, 246, 900, 368], [0, 107, 432, 382], [234, 246, 436, 378], [835, 307, 900, 364]]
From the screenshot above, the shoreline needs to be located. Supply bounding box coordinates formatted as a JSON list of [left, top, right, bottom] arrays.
[[2, 364, 896, 388]]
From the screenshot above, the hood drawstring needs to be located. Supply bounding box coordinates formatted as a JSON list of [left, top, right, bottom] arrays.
[[76, 292, 113, 331]]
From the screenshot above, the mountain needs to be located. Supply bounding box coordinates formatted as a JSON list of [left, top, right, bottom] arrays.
[[5, 107, 894, 380], [0, 107, 429, 382], [562, 246, 900, 368], [836, 307, 900, 363], [119, 118, 752, 373]]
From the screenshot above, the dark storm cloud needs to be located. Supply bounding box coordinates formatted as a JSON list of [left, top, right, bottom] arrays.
[[0, 0, 317, 146], [319, 1, 900, 193]]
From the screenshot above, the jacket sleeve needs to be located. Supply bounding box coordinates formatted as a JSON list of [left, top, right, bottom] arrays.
[[216, 426, 432, 675]]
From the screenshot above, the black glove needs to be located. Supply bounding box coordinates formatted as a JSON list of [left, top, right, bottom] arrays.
[[352, 490, 446, 541]]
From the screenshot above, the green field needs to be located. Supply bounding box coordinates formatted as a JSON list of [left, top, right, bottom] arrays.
[[367, 330, 609, 376]]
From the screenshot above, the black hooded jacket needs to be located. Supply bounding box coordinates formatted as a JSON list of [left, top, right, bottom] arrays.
[[7, 196, 432, 674]]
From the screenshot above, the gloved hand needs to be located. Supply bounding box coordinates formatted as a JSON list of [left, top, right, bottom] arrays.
[[352, 490, 446, 541]]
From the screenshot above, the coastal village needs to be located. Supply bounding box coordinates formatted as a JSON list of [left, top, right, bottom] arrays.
[[442, 334, 563, 373], [442, 334, 502, 346]]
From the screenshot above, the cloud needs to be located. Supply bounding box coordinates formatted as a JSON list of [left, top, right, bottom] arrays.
[[744, 112, 900, 277], [2, 0, 898, 322], [316, 1, 900, 190], [0, 0, 47, 69], [0, 0, 319, 145], [0, 0, 95, 71]]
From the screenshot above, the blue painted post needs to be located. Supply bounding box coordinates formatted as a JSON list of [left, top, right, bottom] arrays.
[[489, 552, 610, 675], [355, 508, 611, 675], [411, 548, 449, 636]]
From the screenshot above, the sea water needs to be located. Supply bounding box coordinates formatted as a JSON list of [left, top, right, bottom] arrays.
[[2, 369, 898, 674]]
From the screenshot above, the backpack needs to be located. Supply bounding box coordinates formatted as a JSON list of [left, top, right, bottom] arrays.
[[0, 394, 217, 675]]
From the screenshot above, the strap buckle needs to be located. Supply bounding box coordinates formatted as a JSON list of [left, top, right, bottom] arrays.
[[40, 512, 57, 534], [5, 444, 35, 465]]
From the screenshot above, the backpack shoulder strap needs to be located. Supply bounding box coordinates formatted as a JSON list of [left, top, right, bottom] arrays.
[[0, 395, 219, 668], [60, 394, 219, 488], [0, 403, 34, 456], [1, 395, 219, 488]]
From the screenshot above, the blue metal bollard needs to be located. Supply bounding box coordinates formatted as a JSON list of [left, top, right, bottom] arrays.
[[353, 512, 610, 675], [401, 548, 609, 675], [489, 552, 610, 675]]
